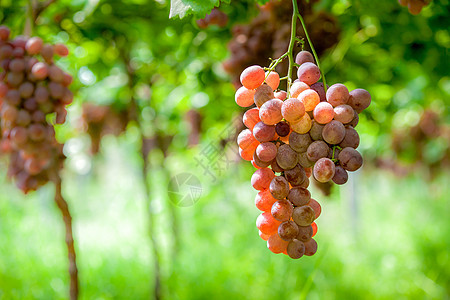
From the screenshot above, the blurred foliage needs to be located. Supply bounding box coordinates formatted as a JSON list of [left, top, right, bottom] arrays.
[[0, 0, 449, 299]]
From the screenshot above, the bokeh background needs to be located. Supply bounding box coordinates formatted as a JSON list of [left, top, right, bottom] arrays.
[[0, 0, 449, 299]]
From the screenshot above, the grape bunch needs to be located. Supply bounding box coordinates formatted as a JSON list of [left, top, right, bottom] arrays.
[[196, 8, 228, 29], [235, 50, 371, 259], [0, 25, 73, 193], [398, 0, 431, 15]]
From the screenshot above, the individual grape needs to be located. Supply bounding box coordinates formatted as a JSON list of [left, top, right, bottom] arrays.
[[281, 98, 305, 123], [313, 102, 334, 124], [16, 110, 31, 127], [298, 89, 320, 111], [348, 88, 371, 113], [251, 168, 275, 190], [62, 73, 73, 87], [308, 199, 322, 219], [322, 120, 346, 144], [271, 199, 293, 221], [276, 144, 298, 170], [237, 129, 258, 150], [256, 142, 277, 162], [284, 164, 306, 186], [254, 83, 274, 107], [25, 37, 43, 55], [309, 120, 324, 141], [34, 86, 49, 103], [339, 126, 360, 149], [265, 71, 280, 90], [332, 165, 348, 185], [252, 151, 271, 168], [257, 212, 281, 236], [259, 99, 283, 125], [310, 82, 327, 102], [259, 230, 270, 241], [240, 65, 265, 89], [334, 104, 354, 124], [239, 147, 254, 161], [313, 157, 335, 183], [298, 151, 314, 168], [18, 81, 34, 98], [290, 113, 312, 134], [278, 221, 299, 241], [31, 110, 46, 123], [9, 58, 25, 72], [306, 140, 329, 162], [311, 222, 318, 237], [338, 147, 363, 171], [287, 239, 305, 259], [28, 123, 46, 142], [292, 205, 316, 226], [235, 86, 256, 107], [290, 81, 309, 98], [267, 233, 289, 254], [269, 176, 290, 200], [296, 225, 313, 242], [348, 110, 359, 128], [40, 44, 54, 62], [10, 127, 28, 145], [6, 72, 24, 87], [0, 26, 10, 41], [288, 186, 311, 206], [31, 62, 48, 80], [326, 83, 349, 107], [274, 90, 287, 100], [1, 105, 18, 121], [295, 50, 314, 65], [304, 238, 318, 256], [255, 189, 278, 212], [48, 82, 64, 98], [300, 177, 310, 189], [61, 89, 73, 105], [408, 0, 423, 14], [243, 108, 260, 130], [289, 132, 311, 153], [54, 43, 69, 57], [297, 62, 320, 85], [275, 121, 290, 137], [253, 121, 276, 143], [271, 160, 284, 173], [5, 89, 21, 106]]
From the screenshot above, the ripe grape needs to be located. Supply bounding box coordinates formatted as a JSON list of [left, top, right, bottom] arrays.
[[289, 132, 312, 153], [284, 164, 306, 186], [275, 121, 290, 137], [287, 239, 305, 259], [240, 65, 265, 89], [348, 88, 371, 113], [322, 120, 345, 144], [306, 140, 329, 162], [310, 82, 327, 102], [332, 165, 348, 185], [276, 144, 298, 170], [253, 151, 271, 168], [304, 238, 318, 256], [274, 90, 287, 100], [297, 62, 320, 85], [256, 142, 277, 162], [338, 147, 363, 171], [54, 43, 69, 57], [265, 71, 280, 90], [290, 81, 309, 98], [311, 222, 318, 237], [295, 51, 314, 65], [255, 189, 278, 212], [326, 83, 349, 107], [309, 120, 324, 141], [267, 233, 289, 254], [254, 83, 274, 107], [313, 102, 334, 124], [31, 62, 48, 80], [253, 121, 276, 142], [349, 110, 359, 128], [237, 129, 258, 150], [298, 151, 314, 168], [290, 113, 312, 134], [296, 225, 313, 242], [243, 108, 260, 130], [257, 212, 281, 235], [313, 157, 335, 183], [259, 230, 270, 241], [278, 221, 299, 241], [271, 199, 293, 221], [288, 186, 311, 206], [269, 176, 290, 200], [334, 104, 354, 124], [281, 98, 305, 123], [292, 205, 315, 226], [259, 99, 283, 125], [251, 165, 276, 188], [339, 126, 360, 149], [308, 198, 322, 219], [239, 147, 254, 161], [298, 89, 320, 111], [235, 86, 256, 107]]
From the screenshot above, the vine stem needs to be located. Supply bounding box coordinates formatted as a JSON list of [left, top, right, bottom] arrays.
[[296, 11, 328, 93], [52, 173, 79, 300], [286, 0, 299, 98]]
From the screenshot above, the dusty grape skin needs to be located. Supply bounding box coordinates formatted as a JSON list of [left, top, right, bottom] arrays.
[[278, 220, 299, 241], [348, 88, 371, 113], [253, 121, 276, 143], [287, 239, 305, 259], [313, 157, 336, 183], [253, 151, 272, 168], [254, 83, 274, 107], [293, 205, 316, 226], [256, 142, 277, 162], [298, 89, 320, 111], [274, 90, 287, 100], [308, 199, 322, 219], [290, 113, 312, 134], [348, 110, 359, 127], [265, 71, 280, 90], [259, 99, 283, 125], [309, 120, 324, 141], [296, 225, 313, 242], [276, 144, 298, 170], [237, 129, 256, 149], [304, 238, 318, 256], [313, 102, 335, 124], [297, 62, 320, 85], [326, 83, 349, 107], [251, 168, 275, 190], [243, 107, 261, 130], [257, 212, 281, 236], [322, 120, 346, 145], [288, 186, 311, 206], [298, 151, 314, 168], [339, 126, 360, 149], [290, 81, 310, 98], [333, 104, 354, 124], [338, 147, 363, 171], [284, 164, 306, 186], [281, 98, 305, 123], [271, 159, 284, 173], [275, 121, 290, 137], [271, 199, 293, 222], [240, 65, 265, 89], [269, 176, 290, 200], [235, 86, 256, 107], [306, 140, 329, 162], [295, 50, 314, 65], [332, 165, 348, 185], [255, 189, 277, 212], [310, 82, 327, 102], [289, 132, 312, 153], [267, 233, 289, 254]]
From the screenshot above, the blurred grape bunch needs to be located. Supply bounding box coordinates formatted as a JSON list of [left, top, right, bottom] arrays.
[[398, 0, 432, 15], [81, 103, 131, 154], [196, 8, 228, 28], [223, 0, 340, 89]]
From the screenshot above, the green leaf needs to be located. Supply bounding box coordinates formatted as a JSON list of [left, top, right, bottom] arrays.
[[169, 0, 229, 19]]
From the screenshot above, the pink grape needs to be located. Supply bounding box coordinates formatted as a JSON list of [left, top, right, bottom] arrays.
[[251, 168, 275, 191], [298, 89, 320, 111], [240, 65, 265, 89], [265, 71, 280, 90], [348, 88, 371, 113], [243, 108, 260, 130], [326, 83, 349, 107], [334, 104, 354, 123], [281, 98, 305, 123], [313, 102, 335, 124], [295, 50, 314, 65], [297, 62, 320, 85], [235, 86, 256, 107], [256, 142, 278, 162], [25, 37, 43, 55], [290, 81, 309, 98], [259, 99, 283, 125]]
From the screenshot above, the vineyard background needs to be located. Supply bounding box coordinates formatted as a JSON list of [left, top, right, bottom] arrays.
[[0, 0, 449, 299]]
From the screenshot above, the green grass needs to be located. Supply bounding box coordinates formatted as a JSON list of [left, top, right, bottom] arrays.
[[0, 143, 449, 300]]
